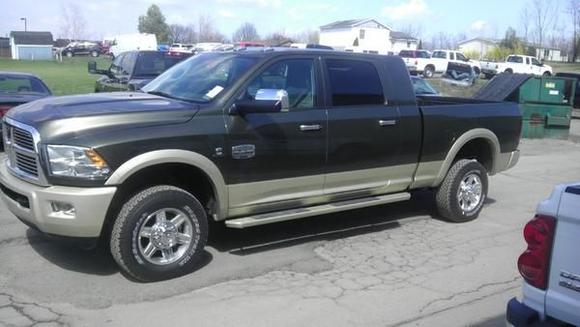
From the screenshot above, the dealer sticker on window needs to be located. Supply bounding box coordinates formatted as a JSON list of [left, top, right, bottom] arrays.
[[206, 85, 224, 99]]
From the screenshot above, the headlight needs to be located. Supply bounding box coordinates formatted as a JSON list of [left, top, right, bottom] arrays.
[[46, 145, 110, 179]]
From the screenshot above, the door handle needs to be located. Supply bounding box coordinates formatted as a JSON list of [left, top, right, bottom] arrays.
[[378, 119, 397, 127], [299, 124, 322, 132]]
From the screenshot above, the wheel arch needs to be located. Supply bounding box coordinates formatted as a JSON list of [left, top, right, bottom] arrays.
[[105, 150, 228, 221], [432, 128, 501, 187]]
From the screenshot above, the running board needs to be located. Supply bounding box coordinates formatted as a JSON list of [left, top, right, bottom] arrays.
[[225, 192, 411, 229]]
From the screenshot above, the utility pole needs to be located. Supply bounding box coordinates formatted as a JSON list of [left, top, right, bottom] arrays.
[[20, 17, 27, 32]]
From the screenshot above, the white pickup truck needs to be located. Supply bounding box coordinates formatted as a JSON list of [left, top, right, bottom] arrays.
[[482, 55, 553, 79], [426, 50, 481, 78], [507, 182, 580, 326]]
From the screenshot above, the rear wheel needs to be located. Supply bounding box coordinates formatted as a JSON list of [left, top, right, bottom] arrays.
[[90, 50, 99, 57], [542, 72, 551, 77], [436, 159, 488, 223], [65, 51, 73, 58], [504, 68, 513, 74], [110, 185, 208, 282]]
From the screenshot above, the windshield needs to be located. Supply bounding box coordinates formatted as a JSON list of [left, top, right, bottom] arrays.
[[133, 52, 188, 77], [432, 51, 446, 59], [142, 53, 259, 103], [411, 77, 438, 95], [0, 75, 50, 95]]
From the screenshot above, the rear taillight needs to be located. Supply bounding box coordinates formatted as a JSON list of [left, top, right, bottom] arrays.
[[517, 214, 556, 290], [0, 105, 13, 117]]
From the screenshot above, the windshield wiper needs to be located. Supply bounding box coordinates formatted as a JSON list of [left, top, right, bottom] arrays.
[[146, 91, 192, 102]]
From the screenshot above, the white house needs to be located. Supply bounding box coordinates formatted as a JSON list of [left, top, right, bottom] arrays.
[[10, 31, 53, 60], [458, 37, 497, 59], [319, 19, 417, 55]]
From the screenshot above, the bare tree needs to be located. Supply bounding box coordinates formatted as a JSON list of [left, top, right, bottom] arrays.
[[232, 22, 260, 42], [530, 0, 558, 47], [399, 24, 423, 39], [569, 0, 580, 62], [197, 15, 225, 42], [169, 24, 197, 44], [520, 6, 531, 42], [59, 3, 86, 40], [292, 30, 319, 44], [263, 32, 292, 46]]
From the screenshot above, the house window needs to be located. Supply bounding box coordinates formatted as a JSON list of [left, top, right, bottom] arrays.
[[360, 29, 365, 40]]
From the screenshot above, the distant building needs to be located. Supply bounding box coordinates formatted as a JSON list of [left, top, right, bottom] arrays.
[[9, 31, 54, 60], [319, 18, 417, 55], [0, 37, 10, 58], [535, 47, 565, 62], [457, 37, 497, 59], [458, 37, 568, 62]]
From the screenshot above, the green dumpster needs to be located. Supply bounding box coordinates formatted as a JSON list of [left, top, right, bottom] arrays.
[[516, 76, 575, 139], [474, 73, 576, 139]]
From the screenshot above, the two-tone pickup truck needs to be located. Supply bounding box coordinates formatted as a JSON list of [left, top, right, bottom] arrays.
[[0, 49, 522, 281]]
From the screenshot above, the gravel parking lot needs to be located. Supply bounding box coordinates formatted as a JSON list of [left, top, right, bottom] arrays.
[[1, 122, 580, 327]]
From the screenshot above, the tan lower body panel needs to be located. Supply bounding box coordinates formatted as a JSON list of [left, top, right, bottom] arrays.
[[225, 192, 411, 228], [227, 165, 417, 218]]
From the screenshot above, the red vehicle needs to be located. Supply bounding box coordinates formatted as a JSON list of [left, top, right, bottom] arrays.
[[235, 41, 265, 48]]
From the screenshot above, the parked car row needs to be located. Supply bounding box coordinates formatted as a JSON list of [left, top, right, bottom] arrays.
[[399, 49, 481, 78]]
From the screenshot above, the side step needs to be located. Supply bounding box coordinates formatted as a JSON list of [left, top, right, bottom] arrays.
[[225, 192, 411, 229]]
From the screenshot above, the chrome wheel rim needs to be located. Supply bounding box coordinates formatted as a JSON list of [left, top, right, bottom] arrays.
[[457, 173, 483, 213], [137, 208, 193, 265]]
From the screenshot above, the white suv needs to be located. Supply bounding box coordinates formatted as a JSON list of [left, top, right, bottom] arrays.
[[507, 182, 580, 326]]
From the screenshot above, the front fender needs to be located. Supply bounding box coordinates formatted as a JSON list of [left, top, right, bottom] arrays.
[[105, 149, 228, 219]]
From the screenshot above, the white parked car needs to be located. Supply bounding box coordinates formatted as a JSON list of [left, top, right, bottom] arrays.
[[507, 182, 580, 326], [482, 55, 553, 78], [169, 43, 194, 53], [427, 50, 481, 78]]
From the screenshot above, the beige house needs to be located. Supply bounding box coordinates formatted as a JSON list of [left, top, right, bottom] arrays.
[[457, 37, 497, 59]]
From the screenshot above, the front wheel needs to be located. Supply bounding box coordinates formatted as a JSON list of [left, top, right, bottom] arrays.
[[435, 159, 488, 223], [110, 185, 208, 282], [423, 65, 434, 78]]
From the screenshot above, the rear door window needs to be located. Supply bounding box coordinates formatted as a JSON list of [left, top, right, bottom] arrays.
[[432, 51, 446, 59], [326, 59, 385, 106]]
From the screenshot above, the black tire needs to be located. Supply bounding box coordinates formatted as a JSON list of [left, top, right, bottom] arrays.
[[484, 73, 493, 80], [435, 159, 488, 223], [423, 65, 435, 78], [504, 68, 513, 74], [542, 72, 551, 77], [110, 185, 208, 282]]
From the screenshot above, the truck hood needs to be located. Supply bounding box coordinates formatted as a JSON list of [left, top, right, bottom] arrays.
[[5, 92, 199, 143]]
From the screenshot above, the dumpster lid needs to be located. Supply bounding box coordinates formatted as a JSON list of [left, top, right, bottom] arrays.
[[473, 73, 532, 102]]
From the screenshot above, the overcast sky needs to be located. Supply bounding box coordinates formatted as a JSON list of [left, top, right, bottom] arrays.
[[0, 0, 570, 42]]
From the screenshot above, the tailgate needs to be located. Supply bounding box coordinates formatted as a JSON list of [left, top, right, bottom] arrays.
[[545, 185, 580, 326]]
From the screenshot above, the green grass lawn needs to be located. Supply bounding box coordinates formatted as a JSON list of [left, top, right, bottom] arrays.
[[0, 57, 111, 96]]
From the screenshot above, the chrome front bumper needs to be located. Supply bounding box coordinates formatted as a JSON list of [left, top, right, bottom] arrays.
[[0, 159, 116, 238]]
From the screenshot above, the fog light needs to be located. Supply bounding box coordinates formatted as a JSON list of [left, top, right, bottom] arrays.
[[51, 201, 76, 216]]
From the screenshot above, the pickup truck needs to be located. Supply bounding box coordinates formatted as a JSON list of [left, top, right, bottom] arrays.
[[507, 183, 580, 326], [0, 49, 522, 281], [398, 50, 432, 76], [89, 50, 190, 92], [426, 50, 481, 78], [481, 55, 553, 79]]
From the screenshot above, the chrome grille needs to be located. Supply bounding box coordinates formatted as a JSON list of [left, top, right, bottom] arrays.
[[3, 118, 43, 184]]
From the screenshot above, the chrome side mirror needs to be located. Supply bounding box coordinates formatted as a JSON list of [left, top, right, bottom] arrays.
[[255, 89, 290, 112]]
